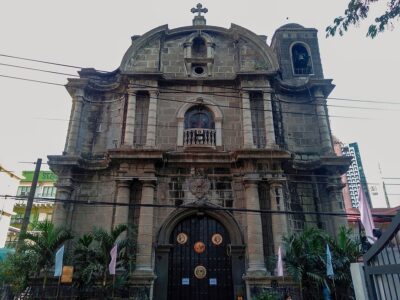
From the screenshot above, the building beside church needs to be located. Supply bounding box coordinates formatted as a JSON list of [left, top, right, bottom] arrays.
[[5, 171, 56, 248], [340, 142, 371, 208], [49, 5, 349, 299], [0, 164, 21, 248]]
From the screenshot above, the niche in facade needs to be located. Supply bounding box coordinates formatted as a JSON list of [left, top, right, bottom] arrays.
[[291, 43, 313, 75], [184, 32, 215, 77]]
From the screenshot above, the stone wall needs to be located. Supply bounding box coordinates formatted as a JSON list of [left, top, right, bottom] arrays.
[[271, 25, 324, 80], [156, 84, 243, 150], [278, 93, 321, 153], [67, 175, 116, 236]]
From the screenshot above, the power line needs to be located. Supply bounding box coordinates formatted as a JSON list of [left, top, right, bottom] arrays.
[[0, 53, 86, 70], [1, 53, 399, 105], [0, 73, 372, 120], [0, 74, 64, 87], [1, 61, 396, 112], [1, 194, 396, 219], [0, 167, 383, 186]]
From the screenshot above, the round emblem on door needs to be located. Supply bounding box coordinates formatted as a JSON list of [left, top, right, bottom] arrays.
[[194, 241, 206, 254], [211, 233, 223, 245], [194, 265, 207, 279], [176, 233, 188, 245]]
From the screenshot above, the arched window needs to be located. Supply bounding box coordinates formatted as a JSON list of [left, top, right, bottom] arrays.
[[291, 43, 313, 75], [183, 105, 216, 146], [184, 105, 214, 129]]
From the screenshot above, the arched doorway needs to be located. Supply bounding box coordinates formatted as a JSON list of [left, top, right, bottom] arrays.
[[167, 214, 233, 300], [154, 208, 245, 300]]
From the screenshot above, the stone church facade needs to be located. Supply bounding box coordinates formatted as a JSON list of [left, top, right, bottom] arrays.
[[49, 6, 349, 299]]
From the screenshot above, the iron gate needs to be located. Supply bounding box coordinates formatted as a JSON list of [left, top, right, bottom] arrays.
[[167, 214, 234, 300], [364, 211, 400, 299]]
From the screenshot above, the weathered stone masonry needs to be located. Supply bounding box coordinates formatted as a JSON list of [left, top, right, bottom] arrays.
[[49, 13, 351, 300]]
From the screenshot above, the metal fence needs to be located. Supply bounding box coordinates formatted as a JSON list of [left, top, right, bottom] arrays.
[[364, 211, 400, 300]]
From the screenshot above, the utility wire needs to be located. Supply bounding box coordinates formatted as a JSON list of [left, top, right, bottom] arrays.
[[0, 61, 393, 111], [0, 168, 382, 185], [1, 194, 396, 219], [1, 53, 399, 105], [0, 74, 372, 120]]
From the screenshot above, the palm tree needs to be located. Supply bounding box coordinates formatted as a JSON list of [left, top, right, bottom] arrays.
[[283, 227, 328, 300], [72, 233, 100, 287], [20, 220, 73, 289], [329, 227, 361, 299], [72, 224, 128, 288], [283, 226, 361, 300]]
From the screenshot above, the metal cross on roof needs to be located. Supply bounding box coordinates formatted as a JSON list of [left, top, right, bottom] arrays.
[[191, 3, 208, 17]]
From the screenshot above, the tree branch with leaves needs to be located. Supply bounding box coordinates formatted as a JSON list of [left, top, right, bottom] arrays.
[[326, 0, 400, 38]]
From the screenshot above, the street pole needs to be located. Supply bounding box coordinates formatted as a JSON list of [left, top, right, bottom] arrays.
[[382, 181, 391, 208], [17, 158, 42, 250], [379, 163, 391, 208]]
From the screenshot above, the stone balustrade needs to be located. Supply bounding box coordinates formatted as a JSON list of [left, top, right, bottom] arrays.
[[183, 128, 216, 147]]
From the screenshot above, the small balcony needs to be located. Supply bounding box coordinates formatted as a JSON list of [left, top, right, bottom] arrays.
[[183, 128, 216, 147]]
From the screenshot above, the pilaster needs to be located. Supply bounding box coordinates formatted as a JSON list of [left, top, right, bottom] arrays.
[[145, 90, 158, 148], [326, 176, 348, 235], [66, 88, 84, 155], [263, 88, 276, 148], [314, 88, 333, 154], [243, 174, 267, 276], [114, 179, 131, 234], [52, 185, 73, 227], [124, 86, 137, 146], [269, 179, 288, 254], [242, 91, 254, 148], [134, 178, 157, 274]]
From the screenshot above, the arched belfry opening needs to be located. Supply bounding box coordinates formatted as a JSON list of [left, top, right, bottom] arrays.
[[291, 43, 313, 75]]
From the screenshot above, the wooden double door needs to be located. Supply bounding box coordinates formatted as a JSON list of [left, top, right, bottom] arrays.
[[167, 215, 234, 300]]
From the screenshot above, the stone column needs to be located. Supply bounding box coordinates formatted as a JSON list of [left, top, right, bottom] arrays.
[[243, 175, 266, 275], [66, 88, 84, 155], [177, 117, 184, 147], [215, 117, 222, 146], [327, 176, 348, 236], [269, 180, 288, 254], [114, 179, 131, 232], [134, 178, 156, 273], [145, 90, 158, 148], [242, 91, 254, 148], [52, 186, 72, 227], [314, 88, 333, 154], [124, 87, 136, 146], [263, 89, 276, 148]]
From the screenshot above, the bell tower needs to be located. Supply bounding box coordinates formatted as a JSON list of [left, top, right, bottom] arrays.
[[271, 23, 324, 80]]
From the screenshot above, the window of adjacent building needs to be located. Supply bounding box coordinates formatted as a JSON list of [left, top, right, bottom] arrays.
[[38, 212, 47, 221], [250, 92, 266, 148], [42, 186, 56, 198], [134, 92, 150, 146], [17, 186, 30, 196], [291, 43, 313, 75]]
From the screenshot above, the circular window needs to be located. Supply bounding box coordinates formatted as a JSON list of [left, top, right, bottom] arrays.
[[193, 66, 205, 75]]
